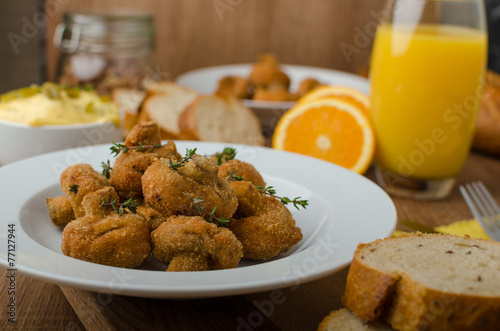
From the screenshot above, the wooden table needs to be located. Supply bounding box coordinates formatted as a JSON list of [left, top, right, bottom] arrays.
[[1, 151, 499, 331]]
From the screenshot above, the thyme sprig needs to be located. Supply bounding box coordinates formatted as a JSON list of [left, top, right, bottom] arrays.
[[227, 172, 308, 210], [227, 171, 244, 181], [169, 148, 197, 170], [101, 196, 140, 216], [188, 196, 230, 227], [213, 147, 237, 165], [101, 160, 113, 179], [256, 186, 309, 210], [109, 142, 164, 157]]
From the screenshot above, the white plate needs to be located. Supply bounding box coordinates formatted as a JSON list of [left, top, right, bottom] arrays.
[[0, 141, 396, 299], [176, 64, 370, 111]]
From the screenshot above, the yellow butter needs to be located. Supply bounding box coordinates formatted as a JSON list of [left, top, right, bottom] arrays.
[[0, 84, 120, 127], [434, 219, 489, 239], [393, 219, 490, 240]]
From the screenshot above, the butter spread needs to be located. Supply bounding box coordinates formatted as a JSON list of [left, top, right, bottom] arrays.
[[0, 83, 121, 126]]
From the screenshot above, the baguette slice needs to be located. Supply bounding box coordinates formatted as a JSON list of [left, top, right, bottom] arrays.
[[111, 88, 147, 137], [179, 95, 264, 146], [139, 81, 198, 139], [342, 233, 500, 331], [318, 308, 394, 331]]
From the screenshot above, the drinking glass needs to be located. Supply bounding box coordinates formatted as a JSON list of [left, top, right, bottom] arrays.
[[370, 0, 488, 200]]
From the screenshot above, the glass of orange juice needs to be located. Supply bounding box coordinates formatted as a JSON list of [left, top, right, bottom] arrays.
[[370, 0, 488, 200]]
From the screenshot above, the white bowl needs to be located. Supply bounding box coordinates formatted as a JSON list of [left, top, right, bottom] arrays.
[[0, 119, 122, 165], [176, 64, 370, 132]]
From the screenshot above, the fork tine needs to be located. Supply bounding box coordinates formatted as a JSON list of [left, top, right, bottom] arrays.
[[460, 184, 484, 224], [475, 181, 500, 226], [470, 182, 500, 228], [459, 182, 500, 241], [468, 182, 498, 230]]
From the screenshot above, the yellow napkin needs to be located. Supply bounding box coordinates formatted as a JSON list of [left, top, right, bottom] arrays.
[[394, 219, 490, 240]]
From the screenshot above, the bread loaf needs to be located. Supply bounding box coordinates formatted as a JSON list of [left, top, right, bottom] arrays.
[[139, 81, 198, 140], [342, 233, 500, 331], [473, 70, 500, 156], [318, 308, 393, 331], [179, 95, 264, 146]]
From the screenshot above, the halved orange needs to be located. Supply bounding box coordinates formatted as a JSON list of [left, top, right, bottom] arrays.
[[297, 85, 370, 118], [272, 98, 374, 174]]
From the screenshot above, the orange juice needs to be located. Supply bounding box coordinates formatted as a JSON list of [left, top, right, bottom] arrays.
[[370, 24, 487, 179]]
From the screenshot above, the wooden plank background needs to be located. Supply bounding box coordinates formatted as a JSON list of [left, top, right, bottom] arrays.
[[44, 0, 386, 82], [0, 0, 43, 92]]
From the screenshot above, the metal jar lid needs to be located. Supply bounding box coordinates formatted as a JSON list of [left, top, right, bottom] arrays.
[[53, 9, 154, 56]]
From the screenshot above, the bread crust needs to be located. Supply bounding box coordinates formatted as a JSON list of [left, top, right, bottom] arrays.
[[178, 98, 201, 141], [343, 233, 500, 331], [389, 271, 500, 331], [342, 242, 400, 322]]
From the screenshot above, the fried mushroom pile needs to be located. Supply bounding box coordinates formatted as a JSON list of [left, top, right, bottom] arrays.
[[47, 121, 304, 271]]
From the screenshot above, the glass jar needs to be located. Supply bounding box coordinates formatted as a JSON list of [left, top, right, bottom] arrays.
[[53, 10, 155, 96]]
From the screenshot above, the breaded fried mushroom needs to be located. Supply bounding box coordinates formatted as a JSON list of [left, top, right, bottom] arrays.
[[218, 159, 267, 218], [142, 154, 238, 220], [110, 121, 181, 199], [248, 54, 289, 89], [60, 163, 110, 218], [227, 181, 264, 219], [135, 204, 168, 232], [46, 196, 75, 226], [229, 195, 303, 260], [151, 215, 243, 271], [61, 187, 151, 268], [218, 159, 266, 187], [215, 76, 250, 99], [296, 78, 321, 99]]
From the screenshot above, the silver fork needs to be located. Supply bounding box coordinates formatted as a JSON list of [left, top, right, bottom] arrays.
[[459, 181, 500, 241]]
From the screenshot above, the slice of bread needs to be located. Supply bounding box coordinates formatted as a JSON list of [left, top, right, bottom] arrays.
[[111, 88, 147, 137], [318, 308, 393, 331], [111, 88, 147, 114], [179, 95, 264, 146], [342, 233, 500, 331], [139, 81, 198, 139]]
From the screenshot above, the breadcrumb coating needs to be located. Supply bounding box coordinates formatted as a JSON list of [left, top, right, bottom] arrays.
[[61, 187, 151, 268], [60, 163, 110, 218], [135, 204, 168, 232], [142, 155, 238, 220], [46, 195, 75, 226], [218, 159, 266, 187], [151, 215, 243, 271], [229, 196, 303, 260], [229, 180, 264, 218]]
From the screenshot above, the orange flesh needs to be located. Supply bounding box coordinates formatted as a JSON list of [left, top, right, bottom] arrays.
[[282, 106, 364, 168]]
